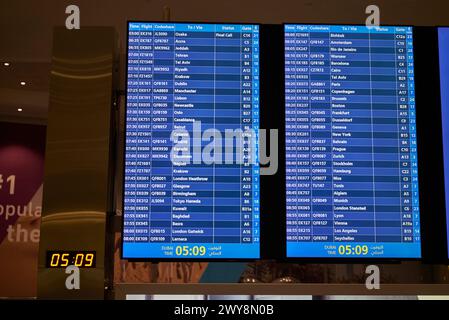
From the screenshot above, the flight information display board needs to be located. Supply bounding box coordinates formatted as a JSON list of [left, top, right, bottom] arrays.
[[123, 22, 260, 259], [285, 24, 421, 258]]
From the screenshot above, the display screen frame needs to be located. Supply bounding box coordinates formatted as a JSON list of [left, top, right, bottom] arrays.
[[279, 23, 449, 263], [121, 20, 263, 261]]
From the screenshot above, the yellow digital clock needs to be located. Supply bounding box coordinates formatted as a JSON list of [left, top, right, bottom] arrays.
[[175, 245, 206, 256], [46, 251, 96, 268], [338, 245, 369, 256]]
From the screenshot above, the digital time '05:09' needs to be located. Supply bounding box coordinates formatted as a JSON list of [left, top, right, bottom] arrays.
[[338, 245, 369, 256], [175, 245, 207, 257]]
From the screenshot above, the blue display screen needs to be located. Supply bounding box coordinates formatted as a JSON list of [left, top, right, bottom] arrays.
[[285, 25, 421, 258], [123, 22, 260, 259], [438, 27, 449, 257]]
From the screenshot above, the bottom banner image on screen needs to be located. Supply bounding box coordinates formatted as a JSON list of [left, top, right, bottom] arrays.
[[284, 24, 421, 258]]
